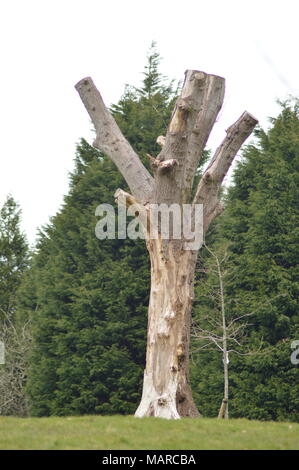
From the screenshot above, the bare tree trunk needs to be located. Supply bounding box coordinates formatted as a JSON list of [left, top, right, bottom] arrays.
[[218, 253, 229, 419], [76, 68, 258, 419], [217, 356, 228, 419], [203, 245, 230, 419], [224, 362, 229, 419], [218, 399, 228, 419], [135, 240, 199, 418]]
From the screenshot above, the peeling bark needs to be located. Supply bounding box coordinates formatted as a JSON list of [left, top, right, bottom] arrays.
[[135, 238, 200, 418], [75, 68, 258, 419]]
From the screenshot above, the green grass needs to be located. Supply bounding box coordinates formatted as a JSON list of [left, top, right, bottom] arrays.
[[0, 415, 298, 450]]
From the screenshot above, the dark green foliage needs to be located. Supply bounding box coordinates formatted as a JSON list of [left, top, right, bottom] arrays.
[[21, 46, 178, 416], [111, 42, 178, 167], [15, 47, 299, 421], [229, 343, 299, 422], [0, 196, 30, 416], [24, 139, 149, 415], [0, 196, 29, 320], [191, 100, 299, 421], [23, 142, 150, 416]]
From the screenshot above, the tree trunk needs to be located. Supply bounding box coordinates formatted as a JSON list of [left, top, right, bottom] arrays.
[[135, 239, 200, 418], [219, 252, 229, 420], [224, 360, 229, 419], [76, 68, 258, 420]]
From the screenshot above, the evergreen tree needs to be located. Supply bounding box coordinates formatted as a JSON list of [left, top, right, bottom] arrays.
[[21, 46, 178, 416], [191, 100, 299, 421], [0, 195, 30, 415], [0, 195, 29, 320], [111, 42, 177, 163]]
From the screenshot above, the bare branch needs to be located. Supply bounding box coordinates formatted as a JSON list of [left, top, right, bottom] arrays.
[[192, 344, 219, 353], [192, 111, 258, 232], [114, 188, 149, 232], [210, 336, 224, 351], [114, 188, 139, 208], [227, 312, 256, 329], [205, 111, 258, 184], [193, 329, 223, 340], [75, 77, 154, 203]]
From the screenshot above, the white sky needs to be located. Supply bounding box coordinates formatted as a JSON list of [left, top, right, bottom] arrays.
[[0, 0, 298, 244]]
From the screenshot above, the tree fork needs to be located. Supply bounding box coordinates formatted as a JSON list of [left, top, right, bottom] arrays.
[[76, 68, 258, 419]]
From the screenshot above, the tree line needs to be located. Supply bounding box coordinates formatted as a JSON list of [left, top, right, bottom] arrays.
[[0, 45, 298, 420]]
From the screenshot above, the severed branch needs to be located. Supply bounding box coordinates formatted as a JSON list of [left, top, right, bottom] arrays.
[[146, 153, 178, 170], [75, 77, 154, 203], [114, 188, 139, 208], [154, 70, 225, 204], [204, 111, 258, 183], [193, 111, 258, 232], [156, 136, 166, 147], [114, 188, 149, 231], [183, 72, 225, 198]]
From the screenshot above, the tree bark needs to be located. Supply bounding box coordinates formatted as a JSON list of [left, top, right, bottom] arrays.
[[75, 77, 154, 203], [76, 68, 258, 419], [135, 239, 199, 418], [218, 253, 229, 420]]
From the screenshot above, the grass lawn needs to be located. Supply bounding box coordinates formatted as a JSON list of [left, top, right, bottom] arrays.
[[0, 415, 298, 450]]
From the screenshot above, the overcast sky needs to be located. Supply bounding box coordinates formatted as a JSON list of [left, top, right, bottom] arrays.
[[0, 0, 298, 244]]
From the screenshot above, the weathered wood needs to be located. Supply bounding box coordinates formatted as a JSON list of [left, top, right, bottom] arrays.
[[135, 238, 200, 418], [193, 111, 258, 233], [203, 111, 258, 184], [154, 70, 225, 205], [76, 69, 258, 420], [183, 73, 225, 201], [218, 399, 228, 419], [75, 77, 154, 203]]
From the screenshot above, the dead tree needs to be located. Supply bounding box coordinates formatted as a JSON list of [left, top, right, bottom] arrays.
[[75, 70, 258, 419], [192, 244, 260, 419]]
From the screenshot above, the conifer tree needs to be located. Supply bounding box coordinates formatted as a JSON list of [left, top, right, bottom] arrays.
[[191, 101, 299, 421], [0, 196, 29, 320], [0, 195, 30, 415], [22, 47, 178, 416]]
